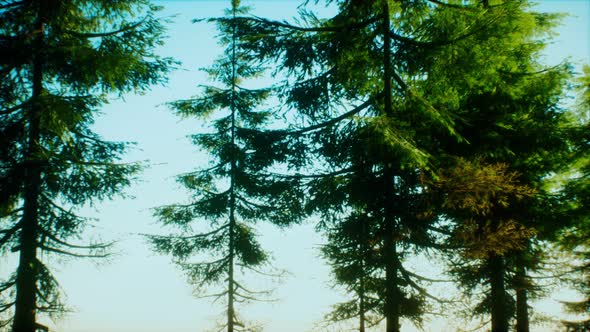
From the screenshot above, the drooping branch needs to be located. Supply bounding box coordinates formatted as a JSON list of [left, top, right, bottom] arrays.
[[0, 101, 27, 115], [147, 223, 229, 241], [398, 265, 453, 303], [0, 0, 24, 10], [0, 279, 16, 293], [425, 0, 479, 11], [38, 244, 110, 258], [63, 18, 147, 39], [39, 227, 113, 250], [0, 301, 15, 314], [287, 96, 378, 135], [0, 221, 21, 248], [234, 15, 379, 33]]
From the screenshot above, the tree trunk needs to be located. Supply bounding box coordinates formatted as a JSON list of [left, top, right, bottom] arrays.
[[515, 254, 530, 332], [227, 4, 238, 331], [359, 219, 366, 332], [13, 8, 44, 332], [382, 2, 401, 332], [359, 274, 365, 332], [384, 223, 400, 332], [489, 255, 509, 332]]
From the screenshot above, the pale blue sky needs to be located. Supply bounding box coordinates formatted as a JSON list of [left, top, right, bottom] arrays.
[[1, 1, 587, 332]]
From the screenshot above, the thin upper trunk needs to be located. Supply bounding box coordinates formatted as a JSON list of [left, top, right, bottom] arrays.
[[515, 253, 530, 332], [13, 7, 44, 332], [489, 255, 509, 332], [382, 2, 401, 332]]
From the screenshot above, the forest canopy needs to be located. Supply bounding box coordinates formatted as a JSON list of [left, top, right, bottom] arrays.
[[0, 1, 588, 332]]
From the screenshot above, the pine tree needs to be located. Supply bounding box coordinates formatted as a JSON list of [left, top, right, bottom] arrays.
[[0, 1, 172, 331], [148, 1, 302, 331]]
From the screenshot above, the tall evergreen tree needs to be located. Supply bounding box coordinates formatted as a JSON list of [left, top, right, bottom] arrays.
[[239, 1, 513, 330], [425, 1, 574, 330], [0, 1, 172, 331], [243, 1, 574, 331], [148, 1, 302, 331], [560, 65, 590, 331]]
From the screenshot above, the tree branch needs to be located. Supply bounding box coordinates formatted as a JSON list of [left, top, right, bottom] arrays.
[[63, 18, 147, 39], [0, 301, 15, 313], [0, 221, 21, 248], [0, 101, 27, 115], [39, 227, 113, 250], [0, 1, 24, 10], [286, 96, 377, 135], [236, 15, 379, 33], [39, 245, 110, 258]]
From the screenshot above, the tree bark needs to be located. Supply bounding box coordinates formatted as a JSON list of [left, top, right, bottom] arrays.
[[489, 255, 509, 332]]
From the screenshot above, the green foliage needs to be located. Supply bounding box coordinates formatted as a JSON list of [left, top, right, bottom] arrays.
[[424, 1, 575, 327], [0, 0, 172, 328], [559, 65, 590, 330], [237, 0, 522, 329], [148, 2, 303, 331], [434, 158, 536, 261]]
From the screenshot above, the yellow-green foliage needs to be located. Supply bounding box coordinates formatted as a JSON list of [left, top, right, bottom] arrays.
[[435, 158, 536, 258]]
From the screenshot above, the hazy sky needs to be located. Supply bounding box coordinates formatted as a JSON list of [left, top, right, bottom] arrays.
[[1, 1, 588, 332]]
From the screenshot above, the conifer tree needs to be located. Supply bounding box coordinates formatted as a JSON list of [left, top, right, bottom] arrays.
[[426, 1, 573, 330], [560, 65, 590, 331], [148, 1, 302, 331], [243, 1, 574, 331], [0, 1, 172, 331], [321, 210, 382, 331], [238, 1, 512, 330]]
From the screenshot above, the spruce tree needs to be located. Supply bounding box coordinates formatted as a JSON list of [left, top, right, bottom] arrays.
[[148, 1, 302, 331], [425, 1, 574, 330], [560, 65, 590, 331], [238, 1, 511, 330], [0, 1, 172, 331]]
